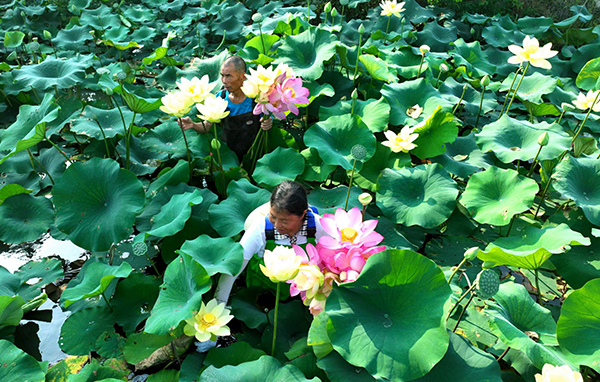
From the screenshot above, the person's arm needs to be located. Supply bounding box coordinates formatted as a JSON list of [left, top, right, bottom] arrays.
[[180, 117, 212, 133]]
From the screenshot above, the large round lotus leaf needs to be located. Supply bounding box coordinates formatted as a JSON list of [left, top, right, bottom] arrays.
[[353, 144, 411, 192], [15, 258, 64, 300], [576, 56, 600, 91], [376, 165, 458, 229], [140, 120, 191, 158], [479, 224, 590, 269], [326, 249, 451, 381], [304, 114, 376, 171], [43, 355, 88, 381], [316, 351, 375, 382], [70, 106, 135, 140], [557, 278, 600, 371], [381, 78, 447, 127], [414, 21, 458, 52], [79, 5, 120, 30], [475, 115, 571, 163], [449, 39, 496, 77], [411, 105, 458, 159], [116, 135, 168, 177], [385, 48, 423, 80], [123, 5, 155, 23], [145, 253, 211, 335], [59, 307, 115, 355], [208, 179, 271, 237], [129, 25, 157, 42], [484, 282, 575, 369], [178, 235, 243, 276], [307, 185, 363, 215], [551, 237, 600, 290], [273, 27, 338, 81], [123, 332, 173, 365], [438, 77, 498, 116], [498, 72, 558, 105], [61, 261, 132, 308], [53, 158, 145, 252], [553, 156, 600, 226], [430, 132, 494, 179], [0, 340, 45, 382], [146, 160, 190, 195], [146, 190, 204, 238], [481, 24, 526, 48], [136, 183, 197, 232], [111, 273, 160, 333], [204, 341, 266, 368], [253, 147, 305, 187], [12, 56, 88, 90], [200, 355, 315, 381], [53, 25, 93, 51], [0, 295, 25, 327], [300, 148, 337, 182], [319, 98, 391, 133], [414, 331, 502, 382], [459, 167, 538, 226], [0, 194, 54, 244]]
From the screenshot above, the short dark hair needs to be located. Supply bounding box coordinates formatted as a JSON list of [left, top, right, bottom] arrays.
[[270, 181, 307, 217], [223, 56, 246, 74]]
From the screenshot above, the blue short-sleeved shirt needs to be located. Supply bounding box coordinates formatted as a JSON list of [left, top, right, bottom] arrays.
[[217, 90, 253, 116]]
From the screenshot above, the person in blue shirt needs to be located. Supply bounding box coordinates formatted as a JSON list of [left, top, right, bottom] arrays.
[[181, 56, 272, 161]]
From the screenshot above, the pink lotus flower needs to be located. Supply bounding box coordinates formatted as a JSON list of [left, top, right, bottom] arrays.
[[276, 77, 309, 115], [319, 207, 384, 251]]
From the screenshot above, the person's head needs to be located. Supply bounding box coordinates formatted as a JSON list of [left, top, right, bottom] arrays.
[[220, 56, 246, 94], [269, 181, 308, 236]]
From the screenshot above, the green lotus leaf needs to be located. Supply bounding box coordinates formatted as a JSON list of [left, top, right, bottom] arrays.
[[4, 31, 25, 48], [300, 148, 337, 182], [551, 237, 600, 290], [116, 135, 168, 177], [353, 143, 410, 192], [199, 355, 316, 382], [307, 311, 333, 359], [145, 253, 211, 335], [53, 158, 145, 251], [449, 39, 496, 77], [459, 167, 538, 226], [123, 332, 173, 365], [0, 265, 21, 297], [0, 184, 31, 204], [123, 5, 155, 23], [381, 78, 447, 127], [319, 97, 391, 133], [414, 21, 458, 52], [111, 273, 160, 333], [273, 27, 338, 81], [358, 54, 395, 83], [430, 132, 494, 179], [59, 307, 115, 355], [53, 25, 93, 51], [0, 194, 54, 244], [65, 359, 126, 381], [136, 183, 197, 232], [307, 185, 363, 215], [204, 342, 266, 368], [208, 178, 270, 237], [101, 38, 139, 51], [43, 355, 88, 381], [484, 282, 576, 369], [0, 340, 45, 382], [478, 224, 590, 269], [553, 156, 600, 226], [316, 351, 374, 382], [438, 77, 498, 116], [253, 147, 305, 187], [557, 278, 600, 372], [95, 331, 125, 359], [499, 72, 558, 104], [61, 261, 132, 308], [79, 5, 120, 30], [178, 235, 243, 277], [12, 56, 88, 90], [475, 115, 571, 163], [385, 48, 423, 80], [326, 249, 451, 381], [146, 160, 190, 195], [411, 105, 458, 159], [146, 190, 204, 238], [481, 24, 526, 48], [0, 123, 46, 167], [140, 120, 191, 158], [70, 106, 134, 140], [376, 165, 458, 228], [0, 295, 25, 327], [116, 85, 162, 114], [15, 258, 64, 300], [304, 114, 376, 171], [575, 57, 600, 91]]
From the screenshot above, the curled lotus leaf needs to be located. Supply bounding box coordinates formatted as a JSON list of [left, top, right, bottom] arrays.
[[576, 56, 600, 91], [53, 25, 94, 51], [12, 56, 90, 90], [253, 147, 305, 187], [498, 72, 558, 104], [411, 105, 458, 159], [319, 97, 391, 133]]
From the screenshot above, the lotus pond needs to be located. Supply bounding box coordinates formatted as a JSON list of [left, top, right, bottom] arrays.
[[2, 0, 600, 381]]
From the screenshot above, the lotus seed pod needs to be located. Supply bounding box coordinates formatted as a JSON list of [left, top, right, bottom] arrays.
[[463, 247, 479, 261], [252, 13, 262, 22], [7, 51, 17, 61], [358, 192, 373, 206], [29, 41, 40, 51], [561, 102, 575, 112], [43, 30, 52, 40], [351, 144, 367, 161], [331, 7, 338, 17], [340, 0, 349, 5], [211, 138, 221, 150], [481, 74, 490, 87], [419, 45, 430, 55], [537, 132, 549, 147], [133, 242, 148, 257], [351, 88, 358, 100], [475, 269, 500, 300], [116, 72, 127, 81], [324, 2, 332, 13], [358, 24, 365, 34]]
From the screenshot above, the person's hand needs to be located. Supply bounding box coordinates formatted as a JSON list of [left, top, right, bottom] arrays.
[[260, 116, 273, 131], [180, 116, 194, 131]]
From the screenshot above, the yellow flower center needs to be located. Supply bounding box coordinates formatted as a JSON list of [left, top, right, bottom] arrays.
[[341, 228, 358, 243], [202, 313, 217, 326]]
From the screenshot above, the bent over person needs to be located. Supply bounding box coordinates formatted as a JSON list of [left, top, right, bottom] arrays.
[[180, 56, 272, 161]]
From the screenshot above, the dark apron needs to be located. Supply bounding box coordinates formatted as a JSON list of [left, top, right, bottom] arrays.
[[219, 91, 262, 162]]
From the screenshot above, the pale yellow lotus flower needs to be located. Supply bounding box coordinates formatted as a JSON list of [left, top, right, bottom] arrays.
[[380, 0, 405, 17], [292, 264, 324, 299], [195, 94, 230, 123], [534, 364, 583, 382], [241, 79, 260, 99], [274, 62, 296, 79], [507, 35, 558, 69], [260, 246, 302, 283], [183, 299, 234, 342], [177, 75, 215, 103], [160, 90, 194, 117], [382, 126, 418, 153], [572, 90, 600, 112], [245, 65, 279, 94], [406, 104, 423, 119]]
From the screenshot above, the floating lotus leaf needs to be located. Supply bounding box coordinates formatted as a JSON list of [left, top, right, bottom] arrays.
[[178, 235, 243, 276], [0, 184, 30, 205], [449, 39, 496, 77], [553, 156, 600, 226], [145, 253, 211, 335], [300, 148, 337, 182], [484, 282, 576, 369], [70, 105, 135, 140], [53, 158, 145, 252], [319, 97, 391, 133], [0, 295, 25, 327], [15, 258, 64, 300], [307, 186, 363, 215], [475, 115, 571, 163], [411, 105, 458, 159], [377, 165, 458, 228], [53, 25, 93, 51], [499, 72, 558, 104], [430, 132, 494, 178], [208, 179, 270, 237], [12, 56, 88, 90], [0, 340, 45, 382], [123, 332, 172, 364], [557, 278, 600, 372], [61, 261, 132, 308], [146, 190, 204, 238], [459, 167, 538, 226], [273, 27, 338, 81], [0, 194, 54, 244], [200, 355, 316, 381], [253, 147, 305, 187], [576, 57, 600, 91], [478, 224, 590, 269], [381, 78, 448, 127], [111, 273, 160, 333], [59, 307, 115, 355], [304, 114, 376, 171], [326, 249, 451, 381], [353, 144, 411, 192]]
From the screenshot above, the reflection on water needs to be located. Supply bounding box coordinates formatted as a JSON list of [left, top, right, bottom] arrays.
[[24, 299, 70, 363]]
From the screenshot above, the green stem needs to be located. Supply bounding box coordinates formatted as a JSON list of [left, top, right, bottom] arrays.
[[146, 252, 161, 277], [101, 292, 113, 312], [417, 55, 425, 78], [534, 177, 553, 219], [526, 145, 543, 178], [28, 149, 55, 185], [258, 21, 266, 55], [178, 118, 194, 179], [213, 124, 226, 192], [112, 95, 129, 167], [500, 67, 521, 117], [94, 118, 112, 159], [504, 62, 530, 116], [45, 136, 71, 164], [446, 283, 476, 320], [126, 111, 136, 169], [506, 215, 516, 236], [384, 16, 391, 44], [306, 0, 310, 21], [435, 70, 443, 88], [452, 85, 467, 115], [556, 110, 566, 125], [496, 346, 510, 363], [453, 293, 475, 332], [271, 282, 281, 356], [399, 17, 405, 37], [351, 97, 356, 116], [344, 159, 357, 210], [352, 32, 363, 84], [324, 12, 328, 25], [475, 85, 486, 129], [535, 269, 542, 305], [448, 258, 467, 284]]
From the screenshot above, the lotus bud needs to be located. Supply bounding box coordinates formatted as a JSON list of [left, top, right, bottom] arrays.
[[481, 74, 490, 87], [252, 13, 262, 22], [43, 30, 52, 40], [358, 192, 373, 206], [358, 24, 365, 34], [419, 45, 430, 55], [331, 7, 338, 17], [7, 51, 17, 61], [21, 11, 26, 18], [104, 87, 113, 96], [116, 72, 127, 81], [475, 269, 500, 300], [470, 28, 475, 35], [324, 2, 332, 13], [211, 138, 221, 150], [538, 132, 549, 147], [463, 247, 479, 261], [351, 88, 358, 100], [561, 102, 575, 112], [112, 2, 118, 8], [351, 144, 367, 161], [440, 63, 449, 72]]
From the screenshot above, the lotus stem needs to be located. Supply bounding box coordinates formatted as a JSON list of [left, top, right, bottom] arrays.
[[556, 110, 566, 125], [93, 118, 112, 159], [452, 85, 467, 115], [352, 32, 363, 84], [101, 291, 113, 312], [475, 85, 486, 129], [145, 252, 161, 277], [400, 17, 405, 37], [45, 136, 71, 164], [344, 159, 357, 211], [213, 124, 226, 192], [535, 269, 542, 305], [453, 293, 475, 332], [534, 177, 553, 219], [417, 56, 425, 78], [112, 94, 129, 168], [271, 282, 281, 356], [446, 283, 476, 321], [177, 118, 194, 179], [361, 205, 366, 221], [351, 98, 356, 116], [448, 258, 467, 284], [306, 0, 310, 21], [215, 30, 226, 53], [28, 149, 54, 185], [323, 11, 328, 25], [257, 21, 266, 55], [0, 89, 12, 107], [384, 16, 391, 44], [500, 67, 522, 117], [526, 145, 543, 178], [126, 111, 136, 169], [505, 215, 516, 236], [340, 5, 345, 27], [504, 62, 530, 116], [570, 91, 600, 147], [496, 346, 510, 362]]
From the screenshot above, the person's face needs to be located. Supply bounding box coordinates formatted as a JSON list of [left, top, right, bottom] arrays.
[[268, 207, 306, 237], [220, 63, 245, 93]]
